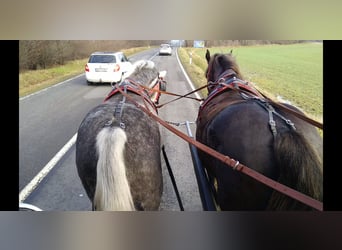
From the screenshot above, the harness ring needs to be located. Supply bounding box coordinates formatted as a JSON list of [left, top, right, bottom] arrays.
[[233, 161, 239, 170]]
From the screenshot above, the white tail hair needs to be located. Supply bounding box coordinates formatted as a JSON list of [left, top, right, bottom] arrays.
[[94, 127, 135, 211]]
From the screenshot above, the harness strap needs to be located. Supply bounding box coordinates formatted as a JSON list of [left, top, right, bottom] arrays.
[[103, 85, 128, 129], [266, 102, 297, 131], [105, 80, 158, 113], [241, 92, 298, 137], [115, 86, 323, 211], [253, 87, 323, 130], [116, 85, 127, 129], [266, 102, 278, 137]]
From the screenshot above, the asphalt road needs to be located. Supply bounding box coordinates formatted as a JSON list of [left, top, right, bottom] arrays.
[[20, 48, 203, 211]]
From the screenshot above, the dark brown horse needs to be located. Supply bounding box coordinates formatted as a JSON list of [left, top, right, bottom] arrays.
[[76, 60, 165, 211], [196, 50, 323, 210]]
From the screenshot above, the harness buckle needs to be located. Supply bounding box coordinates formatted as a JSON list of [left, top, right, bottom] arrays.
[[269, 120, 277, 136], [208, 81, 217, 92], [285, 119, 296, 130]]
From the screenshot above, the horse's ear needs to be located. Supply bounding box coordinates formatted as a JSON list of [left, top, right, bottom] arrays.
[[205, 49, 211, 64]]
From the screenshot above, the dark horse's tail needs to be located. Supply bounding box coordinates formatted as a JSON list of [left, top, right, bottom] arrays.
[[94, 127, 135, 211], [268, 130, 323, 210]]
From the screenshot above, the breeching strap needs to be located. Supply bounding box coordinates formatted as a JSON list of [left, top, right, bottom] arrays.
[[115, 87, 323, 211]]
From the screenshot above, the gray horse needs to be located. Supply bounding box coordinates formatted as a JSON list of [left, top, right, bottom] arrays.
[[76, 60, 165, 211]]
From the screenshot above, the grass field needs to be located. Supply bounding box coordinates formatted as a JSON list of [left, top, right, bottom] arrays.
[[177, 43, 323, 123]]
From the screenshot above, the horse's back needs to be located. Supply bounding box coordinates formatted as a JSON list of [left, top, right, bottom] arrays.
[[120, 102, 163, 210]]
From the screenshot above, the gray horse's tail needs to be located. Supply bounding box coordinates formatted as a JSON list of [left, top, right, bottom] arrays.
[[268, 130, 323, 210], [94, 127, 135, 211]]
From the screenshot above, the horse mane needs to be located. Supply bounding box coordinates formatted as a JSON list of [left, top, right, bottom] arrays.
[[126, 60, 156, 76], [133, 59, 155, 70], [123, 60, 158, 86], [206, 52, 244, 81], [218, 53, 244, 79]]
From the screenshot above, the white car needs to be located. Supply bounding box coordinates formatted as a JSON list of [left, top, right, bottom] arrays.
[[159, 44, 172, 56], [85, 51, 133, 85]]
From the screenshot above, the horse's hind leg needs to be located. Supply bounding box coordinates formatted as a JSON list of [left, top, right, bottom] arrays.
[[206, 171, 218, 202]]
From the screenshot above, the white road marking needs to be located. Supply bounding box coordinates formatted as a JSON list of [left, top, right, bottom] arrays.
[[19, 133, 78, 202], [175, 49, 202, 100], [19, 74, 84, 101]]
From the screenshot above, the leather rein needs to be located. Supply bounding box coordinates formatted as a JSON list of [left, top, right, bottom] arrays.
[[114, 82, 323, 211]]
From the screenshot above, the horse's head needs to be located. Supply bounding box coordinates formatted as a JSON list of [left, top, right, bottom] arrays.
[[123, 60, 166, 105], [205, 49, 243, 94], [125, 60, 159, 87]]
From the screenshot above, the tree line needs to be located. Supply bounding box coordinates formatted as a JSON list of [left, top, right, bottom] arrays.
[[19, 40, 165, 71], [19, 40, 316, 71]]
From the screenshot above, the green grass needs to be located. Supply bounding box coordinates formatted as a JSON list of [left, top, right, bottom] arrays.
[[178, 43, 323, 123], [19, 59, 88, 97]]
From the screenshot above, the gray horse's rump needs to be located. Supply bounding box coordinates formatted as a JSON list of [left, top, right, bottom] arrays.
[[76, 60, 163, 210], [76, 95, 163, 210]]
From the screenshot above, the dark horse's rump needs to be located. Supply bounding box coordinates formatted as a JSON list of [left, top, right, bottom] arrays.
[[196, 50, 323, 210], [76, 60, 163, 211]]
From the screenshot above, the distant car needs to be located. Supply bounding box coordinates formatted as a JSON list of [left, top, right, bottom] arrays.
[[159, 44, 172, 56], [85, 51, 133, 85]]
